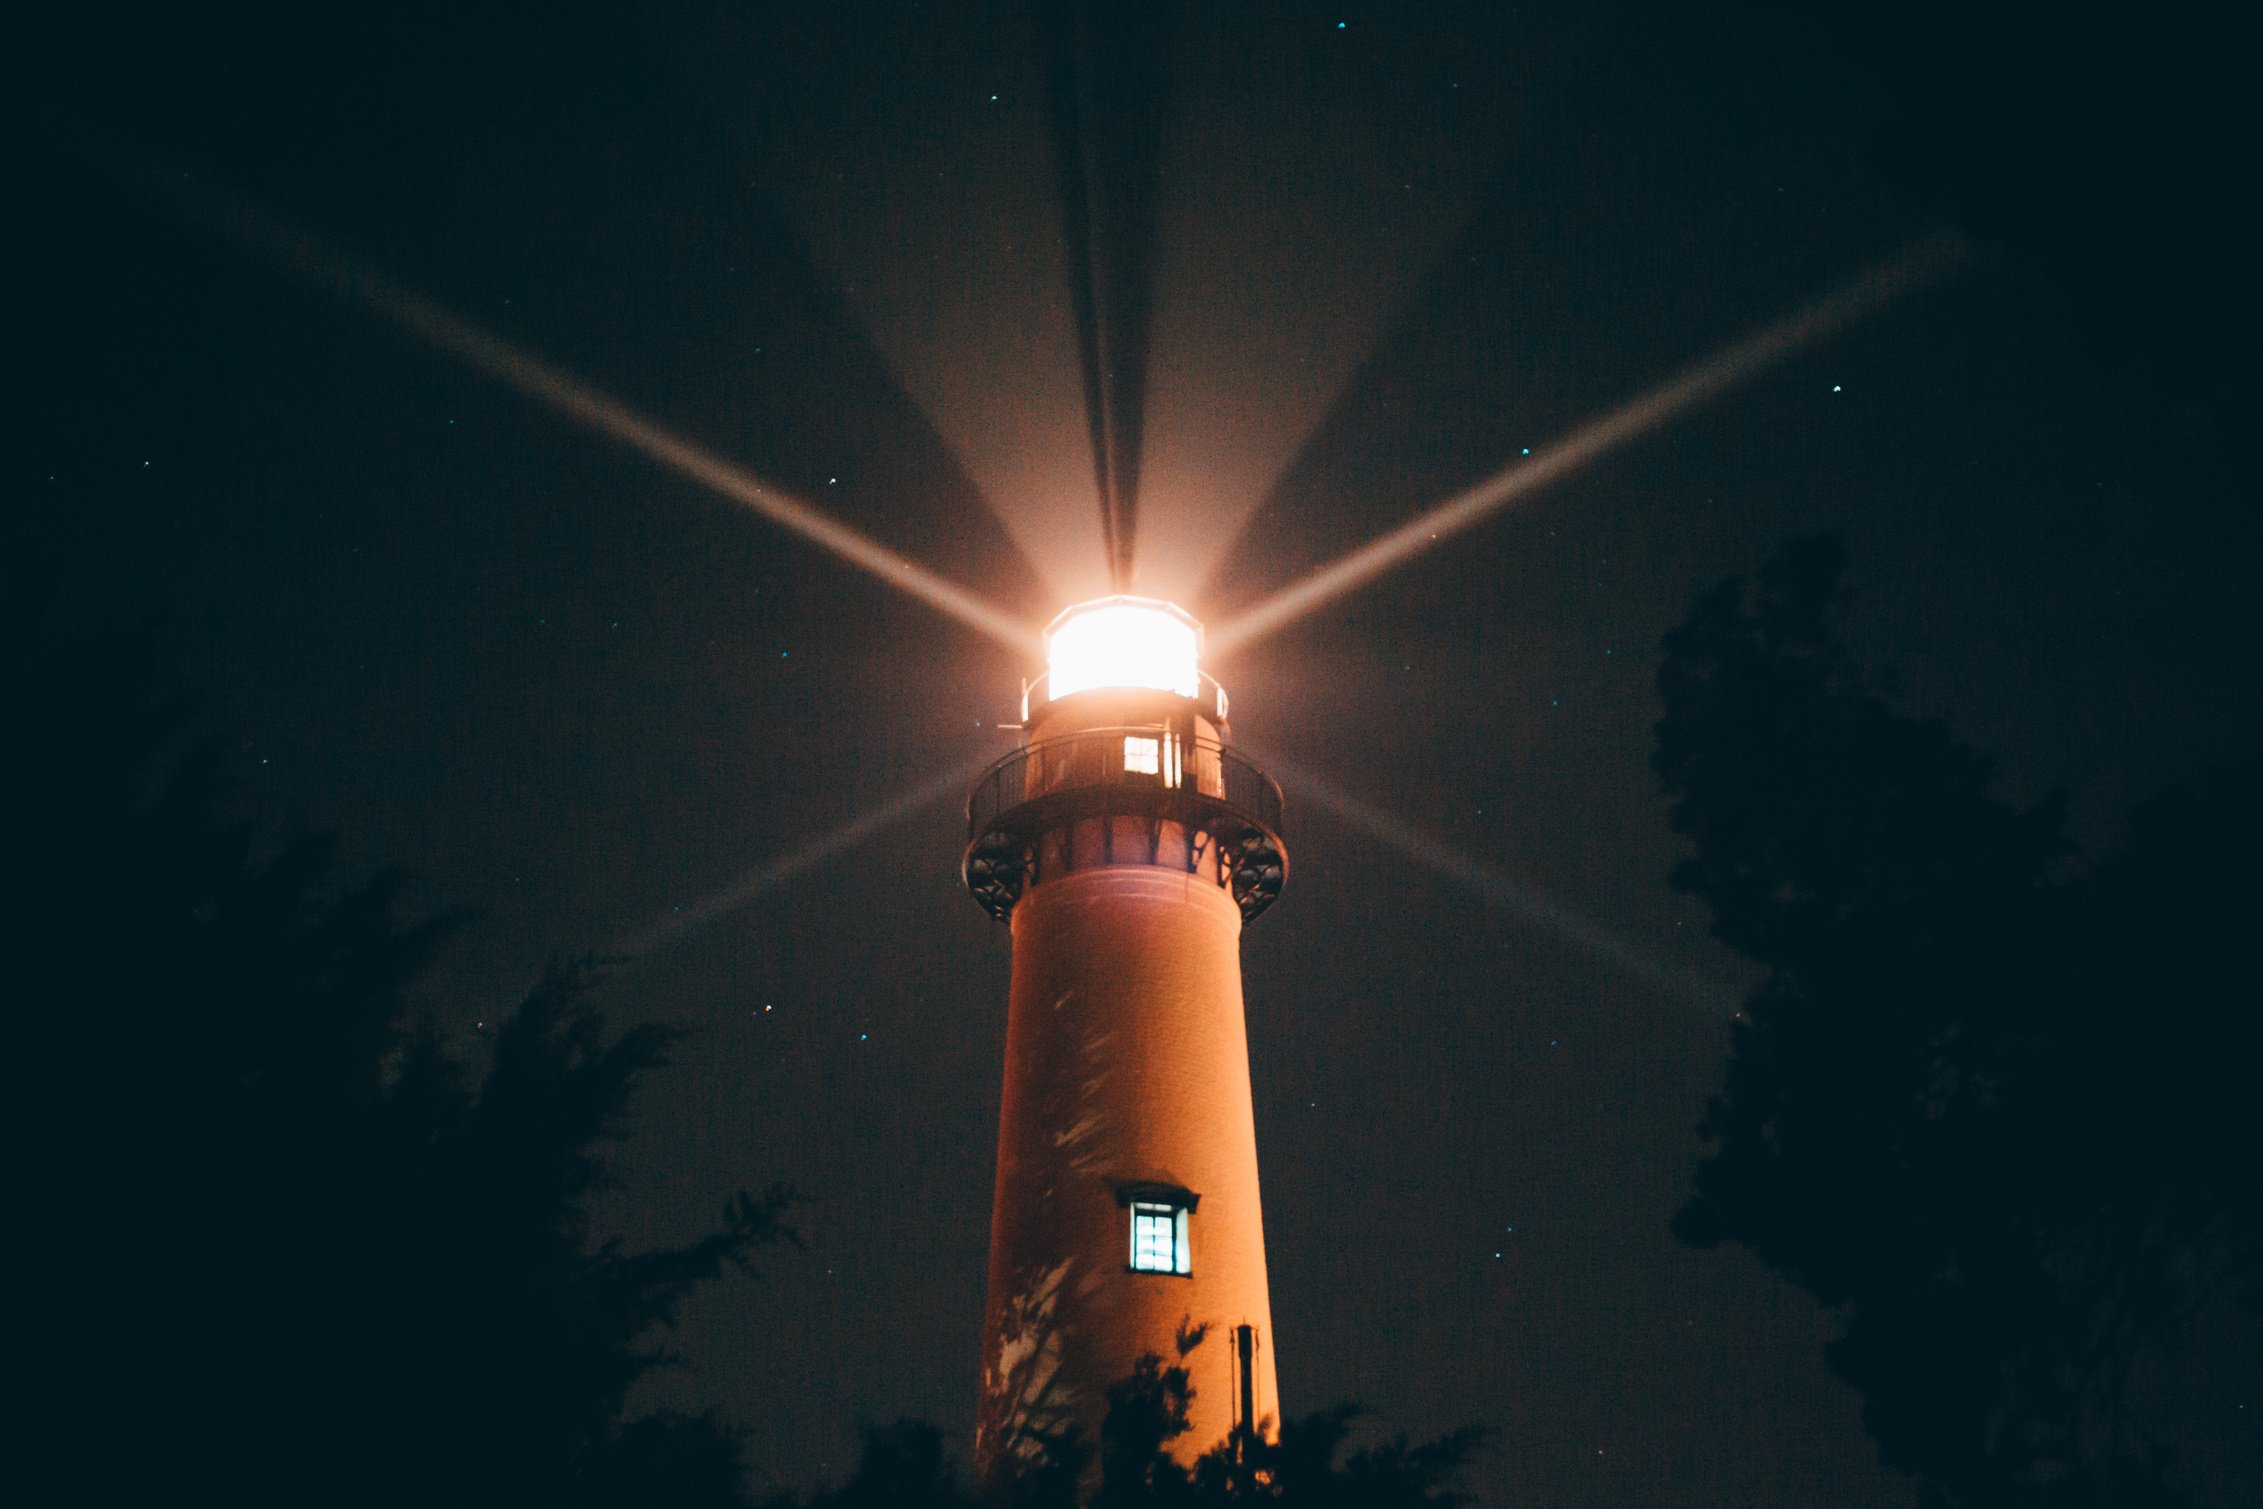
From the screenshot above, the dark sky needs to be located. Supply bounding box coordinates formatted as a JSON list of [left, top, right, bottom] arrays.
[[12, 2, 2258, 1504]]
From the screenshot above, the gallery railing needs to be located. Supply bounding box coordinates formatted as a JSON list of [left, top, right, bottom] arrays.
[[966, 727, 1283, 844]]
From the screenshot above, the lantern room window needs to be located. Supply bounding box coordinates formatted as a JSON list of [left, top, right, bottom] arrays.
[[1128, 1200, 1191, 1275], [1046, 598, 1202, 699]]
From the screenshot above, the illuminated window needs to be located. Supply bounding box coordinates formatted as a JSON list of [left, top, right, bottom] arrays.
[[1128, 1200, 1191, 1275], [1123, 735, 1161, 775]]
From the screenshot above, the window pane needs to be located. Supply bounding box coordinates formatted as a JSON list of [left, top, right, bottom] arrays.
[[1129, 1202, 1192, 1274], [1123, 736, 1161, 775], [1131, 1206, 1176, 1271]]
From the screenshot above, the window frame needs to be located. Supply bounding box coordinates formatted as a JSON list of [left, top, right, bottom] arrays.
[[1122, 734, 1163, 777], [1117, 1183, 1197, 1277]]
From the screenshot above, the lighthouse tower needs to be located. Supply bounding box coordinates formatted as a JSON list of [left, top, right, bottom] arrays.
[[965, 597, 1289, 1489]]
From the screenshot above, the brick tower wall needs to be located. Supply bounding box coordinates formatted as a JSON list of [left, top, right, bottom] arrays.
[[974, 861, 1279, 1487]]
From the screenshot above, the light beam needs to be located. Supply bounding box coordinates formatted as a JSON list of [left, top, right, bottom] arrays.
[[619, 749, 1001, 956], [1253, 745, 1738, 1014], [156, 176, 1042, 657], [1208, 232, 1969, 658]]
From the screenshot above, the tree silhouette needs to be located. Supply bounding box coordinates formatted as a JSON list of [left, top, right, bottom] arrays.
[[774, 1418, 980, 1509], [764, 1333, 1480, 1509], [1654, 537, 2261, 1507], [1094, 1329, 1206, 1508], [8, 584, 787, 1506]]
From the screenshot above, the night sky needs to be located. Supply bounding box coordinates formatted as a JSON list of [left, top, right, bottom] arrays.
[[13, 3, 2258, 1504]]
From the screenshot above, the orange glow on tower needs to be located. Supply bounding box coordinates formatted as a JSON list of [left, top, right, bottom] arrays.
[[966, 597, 1289, 1488]]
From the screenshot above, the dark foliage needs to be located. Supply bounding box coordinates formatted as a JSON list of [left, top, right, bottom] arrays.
[[7, 584, 787, 1506], [767, 1336, 1480, 1509], [780, 1419, 973, 1509], [1655, 538, 2262, 1506]]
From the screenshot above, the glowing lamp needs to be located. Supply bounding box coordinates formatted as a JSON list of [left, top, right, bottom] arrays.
[[1043, 597, 1202, 700]]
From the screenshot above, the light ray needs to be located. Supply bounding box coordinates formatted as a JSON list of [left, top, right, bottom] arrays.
[[619, 749, 1000, 956], [157, 176, 1042, 657], [1208, 231, 1970, 658], [1253, 745, 1738, 1014]]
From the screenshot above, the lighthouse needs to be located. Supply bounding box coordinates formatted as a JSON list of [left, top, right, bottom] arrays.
[[965, 596, 1289, 1488]]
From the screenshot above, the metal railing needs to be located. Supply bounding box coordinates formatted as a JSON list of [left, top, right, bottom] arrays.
[[967, 726, 1283, 843], [1017, 670, 1230, 724]]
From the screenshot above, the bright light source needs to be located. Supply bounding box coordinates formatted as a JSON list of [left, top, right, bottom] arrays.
[[1046, 598, 1201, 699]]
